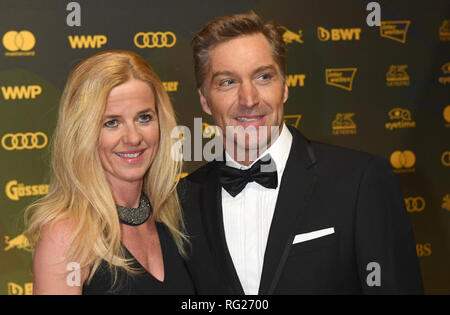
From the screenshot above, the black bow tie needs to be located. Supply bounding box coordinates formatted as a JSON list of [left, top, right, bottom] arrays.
[[219, 155, 278, 197]]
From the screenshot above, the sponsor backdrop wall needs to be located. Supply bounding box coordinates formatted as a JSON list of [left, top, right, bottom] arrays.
[[0, 0, 449, 294]]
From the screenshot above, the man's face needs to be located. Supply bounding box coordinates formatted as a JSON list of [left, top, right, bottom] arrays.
[[199, 33, 288, 162]]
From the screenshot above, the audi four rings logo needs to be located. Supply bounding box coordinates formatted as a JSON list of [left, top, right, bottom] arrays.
[[404, 197, 426, 213], [1, 132, 48, 151], [134, 32, 176, 48]]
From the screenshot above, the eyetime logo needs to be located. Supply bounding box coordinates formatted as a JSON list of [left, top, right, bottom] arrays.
[[278, 26, 304, 44], [444, 105, 450, 127], [416, 243, 432, 257], [162, 81, 179, 92], [325, 68, 357, 91], [8, 282, 33, 295], [134, 32, 176, 48], [4, 232, 31, 252], [380, 21, 410, 43], [438, 62, 450, 85], [5, 180, 49, 201], [317, 27, 361, 41], [332, 113, 357, 135], [1, 85, 42, 100], [390, 150, 416, 173], [286, 74, 306, 87], [386, 65, 410, 87], [442, 151, 450, 167], [1, 132, 48, 151], [68, 35, 107, 49], [385, 108, 416, 130], [284, 114, 302, 128], [2, 30, 35, 56], [439, 20, 450, 41], [404, 197, 425, 213]]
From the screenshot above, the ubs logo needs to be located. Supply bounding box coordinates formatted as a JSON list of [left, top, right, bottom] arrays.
[[202, 122, 221, 138], [386, 65, 410, 87], [404, 197, 425, 213], [278, 26, 304, 44], [380, 21, 411, 43], [134, 32, 176, 48], [1, 132, 48, 151], [162, 81, 179, 92], [325, 68, 357, 91], [390, 150, 416, 173], [416, 243, 432, 257], [332, 113, 357, 135], [2, 30, 35, 56]]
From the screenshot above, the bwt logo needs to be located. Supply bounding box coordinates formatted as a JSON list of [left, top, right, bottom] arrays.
[[317, 27, 361, 41], [1, 85, 42, 100], [286, 74, 306, 87], [68, 35, 107, 49], [134, 32, 176, 48]]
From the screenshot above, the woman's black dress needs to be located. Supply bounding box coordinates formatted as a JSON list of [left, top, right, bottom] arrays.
[[82, 222, 195, 295]]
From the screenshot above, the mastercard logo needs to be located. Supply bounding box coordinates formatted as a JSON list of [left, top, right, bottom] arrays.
[[390, 150, 416, 169], [2, 30, 35, 51]]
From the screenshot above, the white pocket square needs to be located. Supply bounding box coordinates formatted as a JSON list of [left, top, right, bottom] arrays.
[[293, 227, 335, 244]]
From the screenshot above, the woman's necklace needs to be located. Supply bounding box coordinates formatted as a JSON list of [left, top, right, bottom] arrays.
[[116, 193, 152, 226]]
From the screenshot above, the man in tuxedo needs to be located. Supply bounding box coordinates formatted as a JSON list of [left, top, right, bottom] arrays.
[[180, 11, 423, 294]]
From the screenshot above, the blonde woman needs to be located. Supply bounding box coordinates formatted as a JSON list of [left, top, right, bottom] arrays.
[[26, 50, 194, 294]]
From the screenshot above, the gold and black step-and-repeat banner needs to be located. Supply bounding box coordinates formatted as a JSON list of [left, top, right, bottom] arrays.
[[0, 0, 449, 295]]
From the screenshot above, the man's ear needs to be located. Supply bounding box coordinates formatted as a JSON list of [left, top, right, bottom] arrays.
[[283, 83, 289, 104], [198, 89, 212, 115]]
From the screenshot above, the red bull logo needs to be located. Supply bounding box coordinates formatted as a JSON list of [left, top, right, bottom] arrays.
[[4, 232, 32, 252]]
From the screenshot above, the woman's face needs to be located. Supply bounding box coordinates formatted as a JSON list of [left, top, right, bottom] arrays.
[[98, 78, 160, 190]]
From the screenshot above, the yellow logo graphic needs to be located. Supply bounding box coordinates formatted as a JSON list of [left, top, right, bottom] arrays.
[[286, 74, 306, 87], [404, 197, 425, 213], [5, 232, 31, 252], [442, 151, 450, 167], [202, 122, 221, 138], [332, 113, 357, 135], [438, 62, 450, 85], [162, 81, 179, 92], [386, 65, 410, 86], [439, 20, 450, 41], [278, 26, 304, 44], [380, 21, 411, 43], [5, 180, 49, 201], [2, 30, 35, 56], [442, 194, 450, 211], [444, 105, 450, 127], [8, 282, 33, 295], [317, 27, 361, 41], [385, 108, 416, 130], [175, 172, 189, 182], [68, 35, 107, 49], [284, 114, 302, 128], [134, 32, 176, 48], [1, 132, 48, 151], [1, 85, 42, 100], [390, 150, 416, 173], [325, 68, 357, 91], [416, 243, 432, 257]]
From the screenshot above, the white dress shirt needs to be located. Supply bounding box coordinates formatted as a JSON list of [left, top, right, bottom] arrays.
[[222, 124, 293, 295]]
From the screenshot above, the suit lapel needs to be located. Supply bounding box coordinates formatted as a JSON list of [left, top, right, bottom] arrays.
[[258, 127, 318, 294], [199, 162, 245, 294]]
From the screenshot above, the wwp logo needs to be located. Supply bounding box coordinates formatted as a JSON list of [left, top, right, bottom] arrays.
[[1, 85, 42, 100], [68, 35, 107, 49]]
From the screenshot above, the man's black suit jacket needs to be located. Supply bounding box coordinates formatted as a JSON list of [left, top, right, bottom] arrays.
[[179, 126, 423, 294]]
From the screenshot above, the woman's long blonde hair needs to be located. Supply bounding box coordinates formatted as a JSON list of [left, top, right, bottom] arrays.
[[25, 50, 186, 282]]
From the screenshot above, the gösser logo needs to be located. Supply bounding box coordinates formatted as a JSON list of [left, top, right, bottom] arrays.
[[404, 197, 426, 213], [134, 32, 176, 48], [1, 132, 48, 151], [5, 180, 49, 201]]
